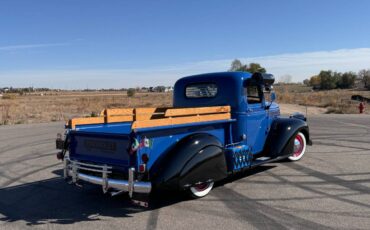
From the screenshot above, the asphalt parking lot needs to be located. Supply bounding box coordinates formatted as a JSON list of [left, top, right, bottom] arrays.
[[0, 114, 370, 229]]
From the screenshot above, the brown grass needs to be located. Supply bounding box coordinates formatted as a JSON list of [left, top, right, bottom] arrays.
[[274, 85, 370, 114], [0, 91, 172, 125]]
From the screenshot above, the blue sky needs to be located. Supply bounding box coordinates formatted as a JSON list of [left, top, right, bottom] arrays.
[[1, 0, 370, 89]]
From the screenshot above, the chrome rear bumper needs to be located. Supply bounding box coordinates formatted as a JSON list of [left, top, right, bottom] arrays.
[[64, 157, 151, 197]]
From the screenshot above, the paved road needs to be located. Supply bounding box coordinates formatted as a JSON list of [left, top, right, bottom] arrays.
[[0, 115, 370, 230]]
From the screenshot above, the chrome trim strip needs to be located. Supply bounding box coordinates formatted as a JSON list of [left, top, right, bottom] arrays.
[[75, 165, 112, 174], [72, 161, 113, 169]]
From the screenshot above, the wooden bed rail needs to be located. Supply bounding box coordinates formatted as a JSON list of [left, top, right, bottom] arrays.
[[68, 106, 231, 129]]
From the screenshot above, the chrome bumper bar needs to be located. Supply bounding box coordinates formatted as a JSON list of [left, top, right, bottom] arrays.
[[64, 157, 151, 197]]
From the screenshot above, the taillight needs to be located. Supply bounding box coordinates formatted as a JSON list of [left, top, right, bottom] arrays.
[[142, 154, 149, 163], [139, 164, 146, 173]]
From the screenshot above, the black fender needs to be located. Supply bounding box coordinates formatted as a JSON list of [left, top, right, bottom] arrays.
[[264, 117, 311, 158], [149, 133, 228, 190]]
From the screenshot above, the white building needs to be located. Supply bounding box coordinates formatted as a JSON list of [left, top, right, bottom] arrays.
[[164, 86, 174, 92]]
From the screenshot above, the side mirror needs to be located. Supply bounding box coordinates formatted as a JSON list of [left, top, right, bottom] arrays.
[[265, 91, 276, 110], [270, 92, 276, 102]]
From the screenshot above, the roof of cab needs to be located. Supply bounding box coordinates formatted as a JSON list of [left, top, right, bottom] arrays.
[[177, 71, 253, 83], [173, 72, 253, 110]]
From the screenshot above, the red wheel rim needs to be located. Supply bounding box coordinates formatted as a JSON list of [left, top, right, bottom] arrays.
[[193, 183, 209, 192], [293, 134, 304, 157]]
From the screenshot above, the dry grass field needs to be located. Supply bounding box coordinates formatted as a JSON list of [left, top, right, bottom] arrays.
[[0, 91, 172, 125], [275, 84, 370, 114], [0, 85, 369, 125]]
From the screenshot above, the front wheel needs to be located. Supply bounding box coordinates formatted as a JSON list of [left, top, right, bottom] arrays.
[[189, 181, 214, 198], [288, 132, 307, 161]]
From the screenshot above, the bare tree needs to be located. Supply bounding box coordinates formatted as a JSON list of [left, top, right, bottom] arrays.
[[229, 59, 243, 71], [358, 69, 370, 89], [279, 74, 292, 83]]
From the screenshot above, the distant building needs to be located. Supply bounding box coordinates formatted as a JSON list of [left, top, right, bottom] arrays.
[[164, 86, 174, 92]]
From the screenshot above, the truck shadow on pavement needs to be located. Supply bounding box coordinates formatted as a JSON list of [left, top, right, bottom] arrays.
[[0, 166, 274, 226]]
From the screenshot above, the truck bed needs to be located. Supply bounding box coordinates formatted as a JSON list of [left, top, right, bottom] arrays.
[[66, 105, 233, 173]]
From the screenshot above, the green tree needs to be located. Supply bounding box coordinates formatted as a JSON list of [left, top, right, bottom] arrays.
[[127, 88, 136, 97], [337, 71, 356, 89], [229, 59, 266, 73], [309, 75, 321, 88], [247, 63, 266, 73], [303, 79, 310, 86], [318, 70, 338, 90], [155, 86, 166, 92]]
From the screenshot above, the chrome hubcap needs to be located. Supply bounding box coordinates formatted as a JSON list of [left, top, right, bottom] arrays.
[[294, 138, 301, 152]]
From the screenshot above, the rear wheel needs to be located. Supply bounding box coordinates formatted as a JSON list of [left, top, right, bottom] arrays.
[[189, 181, 214, 198], [288, 132, 306, 161]]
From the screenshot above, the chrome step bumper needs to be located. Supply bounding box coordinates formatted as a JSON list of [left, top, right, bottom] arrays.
[[64, 157, 151, 197]]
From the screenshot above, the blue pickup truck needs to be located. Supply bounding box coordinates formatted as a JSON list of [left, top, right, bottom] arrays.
[[56, 71, 311, 203]]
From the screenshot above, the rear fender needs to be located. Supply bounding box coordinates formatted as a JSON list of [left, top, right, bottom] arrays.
[[149, 133, 227, 190], [264, 117, 310, 158], [179, 145, 227, 188]]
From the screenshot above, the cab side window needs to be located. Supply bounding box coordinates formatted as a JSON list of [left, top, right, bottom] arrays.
[[244, 85, 262, 104]]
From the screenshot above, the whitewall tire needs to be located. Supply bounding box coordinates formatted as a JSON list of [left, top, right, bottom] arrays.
[[189, 182, 214, 198], [288, 132, 307, 161]]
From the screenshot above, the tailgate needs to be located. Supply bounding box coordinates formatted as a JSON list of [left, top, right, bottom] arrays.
[[69, 131, 131, 169]]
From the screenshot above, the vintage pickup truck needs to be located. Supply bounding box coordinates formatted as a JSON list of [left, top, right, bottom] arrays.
[[56, 71, 311, 204]]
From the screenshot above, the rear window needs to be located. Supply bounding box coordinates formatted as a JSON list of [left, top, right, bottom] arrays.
[[185, 83, 218, 98]]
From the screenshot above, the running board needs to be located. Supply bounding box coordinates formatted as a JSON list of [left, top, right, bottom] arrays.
[[251, 155, 290, 168]]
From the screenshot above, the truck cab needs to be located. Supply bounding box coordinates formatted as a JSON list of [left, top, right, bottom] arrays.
[[56, 72, 311, 203], [174, 72, 280, 155]]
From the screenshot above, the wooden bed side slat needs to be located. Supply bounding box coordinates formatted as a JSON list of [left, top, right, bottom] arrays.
[[106, 115, 134, 123], [69, 117, 105, 129], [105, 108, 134, 123], [70, 106, 232, 129], [100, 108, 133, 117], [164, 106, 230, 117], [69, 115, 134, 129], [132, 113, 231, 129], [105, 108, 134, 116], [135, 108, 157, 121]]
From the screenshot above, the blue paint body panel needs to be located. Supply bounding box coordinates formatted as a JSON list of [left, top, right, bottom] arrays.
[[69, 131, 132, 172], [135, 121, 229, 170], [75, 122, 132, 134], [69, 119, 233, 173]]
